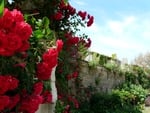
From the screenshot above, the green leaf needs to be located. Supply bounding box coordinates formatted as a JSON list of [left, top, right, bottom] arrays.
[[64, 0, 68, 4], [42, 17, 50, 28], [33, 30, 44, 39], [0, 0, 4, 17]]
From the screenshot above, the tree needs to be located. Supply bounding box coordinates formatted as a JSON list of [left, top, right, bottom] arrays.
[[133, 52, 150, 68]]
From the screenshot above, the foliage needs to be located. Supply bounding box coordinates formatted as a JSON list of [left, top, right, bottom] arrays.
[[122, 65, 150, 89], [0, 0, 4, 16], [113, 84, 148, 106], [75, 52, 150, 113], [78, 92, 142, 113]]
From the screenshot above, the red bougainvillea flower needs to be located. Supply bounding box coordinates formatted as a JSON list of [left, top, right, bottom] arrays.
[[41, 90, 52, 103], [56, 39, 63, 52], [0, 95, 10, 111]]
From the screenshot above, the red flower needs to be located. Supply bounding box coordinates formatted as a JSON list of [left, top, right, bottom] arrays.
[[7, 94, 20, 110], [33, 82, 43, 95], [0, 77, 9, 94], [7, 76, 19, 90], [14, 21, 32, 40], [64, 104, 70, 112], [19, 95, 43, 113], [14, 63, 26, 68], [0, 31, 10, 56], [12, 9, 24, 22], [72, 71, 78, 78], [0, 95, 10, 111], [67, 37, 79, 46], [0, 75, 19, 94], [42, 48, 58, 68], [0, 8, 32, 56], [6, 33, 22, 52], [1, 8, 14, 31], [54, 11, 63, 20], [18, 40, 30, 52], [78, 11, 87, 20], [56, 39, 63, 52], [67, 4, 76, 15], [85, 38, 92, 48], [41, 90, 52, 103], [68, 96, 79, 109], [87, 16, 94, 27], [36, 62, 52, 80]]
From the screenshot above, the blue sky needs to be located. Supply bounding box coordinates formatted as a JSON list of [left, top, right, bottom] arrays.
[[70, 0, 150, 62]]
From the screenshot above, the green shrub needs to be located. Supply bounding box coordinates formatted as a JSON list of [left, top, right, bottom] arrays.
[[114, 84, 148, 105], [89, 92, 142, 113]]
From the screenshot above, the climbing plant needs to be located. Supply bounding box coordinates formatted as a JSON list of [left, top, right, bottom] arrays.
[[0, 0, 94, 112]]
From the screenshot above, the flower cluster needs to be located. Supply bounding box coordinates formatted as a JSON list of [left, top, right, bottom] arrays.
[[0, 7, 63, 112], [0, 75, 19, 111], [2, 0, 94, 112], [78, 11, 94, 27], [37, 40, 63, 80], [0, 8, 32, 56], [65, 32, 91, 49], [53, 1, 76, 20], [18, 40, 63, 112]]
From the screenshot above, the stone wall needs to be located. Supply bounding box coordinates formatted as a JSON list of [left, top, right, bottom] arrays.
[[68, 60, 125, 96], [79, 61, 125, 93]]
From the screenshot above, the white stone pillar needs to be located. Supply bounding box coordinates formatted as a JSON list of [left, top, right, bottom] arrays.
[[36, 66, 57, 113]]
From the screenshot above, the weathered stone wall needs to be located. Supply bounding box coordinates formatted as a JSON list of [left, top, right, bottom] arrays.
[[70, 60, 125, 95], [79, 61, 124, 93]]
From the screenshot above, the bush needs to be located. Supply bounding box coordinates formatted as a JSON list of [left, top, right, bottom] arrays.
[[89, 92, 142, 113]]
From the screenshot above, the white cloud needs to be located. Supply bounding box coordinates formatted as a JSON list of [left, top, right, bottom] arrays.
[[84, 15, 150, 62], [73, 0, 86, 6]]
